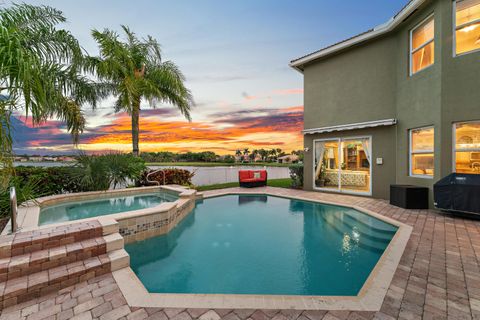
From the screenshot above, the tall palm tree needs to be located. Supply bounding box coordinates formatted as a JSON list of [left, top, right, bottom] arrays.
[[249, 149, 258, 162], [258, 149, 268, 162], [269, 148, 278, 162], [0, 4, 102, 186], [89, 26, 193, 156]]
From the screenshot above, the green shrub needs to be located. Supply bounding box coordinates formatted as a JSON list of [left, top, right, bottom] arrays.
[[9, 166, 83, 194], [0, 176, 44, 218], [0, 166, 84, 218], [72, 153, 146, 191], [222, 155, 235, 163], [289, 163, 304, 188], [0, 153, 146, 217], [139, 168, 195, 186]]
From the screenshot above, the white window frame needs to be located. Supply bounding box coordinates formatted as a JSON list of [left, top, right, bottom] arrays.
[[452, 120, 480, 172], [409, 126, 434, 179], [453, 0, 480, 57], [409, 13, 435, 76], [312, 136, 373, 196]]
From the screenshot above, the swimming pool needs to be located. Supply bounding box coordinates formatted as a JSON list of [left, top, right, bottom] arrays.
[[39, 192, 178, 225], [126, 194, 398, 296]]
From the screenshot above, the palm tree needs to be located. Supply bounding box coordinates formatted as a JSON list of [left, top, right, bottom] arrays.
[[250, 149, 258, 162], [258, 149, 268, 162], [89, 26, 193, 156], [0, 4, 102, 186], [235, 149, 242, 162], [269, 149, 278, 162]]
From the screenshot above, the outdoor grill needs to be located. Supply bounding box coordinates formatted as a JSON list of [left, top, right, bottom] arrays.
[[434, 173, 480, 215]]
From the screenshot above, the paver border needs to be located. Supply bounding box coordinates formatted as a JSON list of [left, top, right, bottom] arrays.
[[113, 187, 412, 311]]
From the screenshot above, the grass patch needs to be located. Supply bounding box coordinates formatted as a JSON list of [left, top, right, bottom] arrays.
[[146, 162, 291, 167], [195, 178, 293, 192]]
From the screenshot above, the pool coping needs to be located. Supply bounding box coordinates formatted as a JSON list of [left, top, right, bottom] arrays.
[[2, 185, 196, 235], [112, 187, 412, 311]]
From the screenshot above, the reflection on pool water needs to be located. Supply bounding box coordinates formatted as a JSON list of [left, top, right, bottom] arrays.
[[39, 192, 178, 225], [126, 194, 398, 296]]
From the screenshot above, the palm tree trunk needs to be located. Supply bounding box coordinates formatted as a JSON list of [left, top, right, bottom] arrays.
[[131, 99, 140, 156]]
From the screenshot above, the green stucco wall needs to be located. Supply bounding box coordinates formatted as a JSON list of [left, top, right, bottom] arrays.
[[303, 35, 397, 130], [300, 0, 480, 206]]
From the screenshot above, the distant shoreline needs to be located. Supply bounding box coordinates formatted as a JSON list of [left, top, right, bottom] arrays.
[[13, 161, 295, 168], [146, 162, 292, 167]]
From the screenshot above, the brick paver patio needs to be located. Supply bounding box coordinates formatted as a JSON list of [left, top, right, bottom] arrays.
[[1, 187, 480, 320]]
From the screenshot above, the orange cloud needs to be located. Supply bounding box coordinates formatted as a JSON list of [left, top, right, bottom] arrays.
[[13, 106, 304, 155], [83, 106, 303, 154]]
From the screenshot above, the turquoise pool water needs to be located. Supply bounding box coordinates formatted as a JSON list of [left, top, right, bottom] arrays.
[[126, 194, 397, 296], [39, 192, 178, 225]]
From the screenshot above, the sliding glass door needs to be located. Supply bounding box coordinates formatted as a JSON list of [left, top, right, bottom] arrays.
[[314, 137, 371, 195]]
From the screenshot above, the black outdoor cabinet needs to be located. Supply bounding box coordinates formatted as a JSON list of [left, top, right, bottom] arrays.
[[434, 173, 480, 214], [390, 185, 429, 209]]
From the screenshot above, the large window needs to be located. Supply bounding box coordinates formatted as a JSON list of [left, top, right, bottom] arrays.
[[410, 15, 435, 75], [409, 127, 434, 177], [454, 121, 480, 173], [454, 0, 480, 55]]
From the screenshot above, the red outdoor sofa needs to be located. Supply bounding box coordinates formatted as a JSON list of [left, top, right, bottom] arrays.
[[239, 170, 267, 188]]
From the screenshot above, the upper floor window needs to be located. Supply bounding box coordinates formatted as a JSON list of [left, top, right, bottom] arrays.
[[410, 15, 435, 75], [409, 127, 434, 178], [455, 0, 480, 55], [454, 121, 480, 174]]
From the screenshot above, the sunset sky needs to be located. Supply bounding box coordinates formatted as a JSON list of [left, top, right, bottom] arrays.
[[12, 0, 407, 155]]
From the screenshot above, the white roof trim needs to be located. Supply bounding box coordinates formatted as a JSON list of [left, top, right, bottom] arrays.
[[290, 0, 425, 72], [302, 119, 397, 135]]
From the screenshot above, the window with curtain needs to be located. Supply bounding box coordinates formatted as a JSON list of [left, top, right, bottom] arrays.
[[454, 121, 480, 173], [409, 127, 434, 177], [455, 0, 480, 55], [410, 15, 435, 75]]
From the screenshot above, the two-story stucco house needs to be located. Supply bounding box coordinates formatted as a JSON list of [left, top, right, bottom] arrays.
[[290, 0, 480, 206]]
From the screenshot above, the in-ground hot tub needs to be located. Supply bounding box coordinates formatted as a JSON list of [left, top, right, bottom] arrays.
[[6, 186, 198, 243], [39, 191, 178, 225]]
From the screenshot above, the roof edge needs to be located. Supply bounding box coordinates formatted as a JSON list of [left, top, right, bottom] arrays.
[[302, 119, 398, 135], [290, 0, 425, 72]]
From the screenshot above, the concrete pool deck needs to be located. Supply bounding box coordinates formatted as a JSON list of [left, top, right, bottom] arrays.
[[1, 187, 479, 319]]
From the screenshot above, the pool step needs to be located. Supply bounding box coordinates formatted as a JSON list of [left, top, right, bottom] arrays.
[[0, 248, 129, 308], [0, 218, 129, 309], [1, 219, 118, 258], [320, 213, 391, 253], [0, 233, 123, 282], [341, 210, 397, 235], [327, 212, 395, 242]]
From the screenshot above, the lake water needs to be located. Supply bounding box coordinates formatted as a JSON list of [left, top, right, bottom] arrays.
[[14, 162, 290, 186], [14, 162, 73, 167]]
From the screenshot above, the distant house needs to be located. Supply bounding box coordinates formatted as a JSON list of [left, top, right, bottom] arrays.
[[277, 155, 299, 164], [290, 0, 480, 205], [58, 156, 76, 162]]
